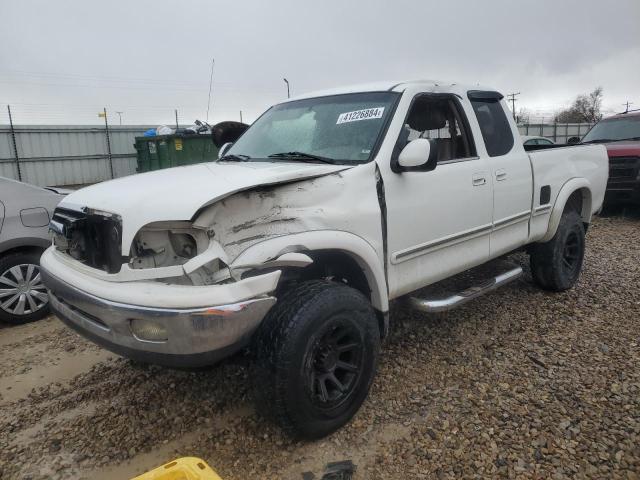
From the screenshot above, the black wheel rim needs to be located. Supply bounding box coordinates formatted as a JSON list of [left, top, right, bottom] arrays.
[[562, 231, 581, 276], [304, 317, 364, 410]]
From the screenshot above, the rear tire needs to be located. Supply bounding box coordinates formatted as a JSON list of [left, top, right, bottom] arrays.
[[529, 211, 585, 291], [0, 251, 50, 324], [253, 280, 380, 439]]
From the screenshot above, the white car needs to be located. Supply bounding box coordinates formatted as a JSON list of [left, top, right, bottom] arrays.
[[41, 80, 608, 439], [522, 135, 556, 147]]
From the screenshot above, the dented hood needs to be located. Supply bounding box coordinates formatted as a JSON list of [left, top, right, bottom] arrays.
[[59, 161, 352, 254]]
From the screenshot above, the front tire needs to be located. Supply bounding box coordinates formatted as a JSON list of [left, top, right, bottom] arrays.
[[529, 211, 585, 291], [0, 251, 50, 324], [254, 280, 380, 439]]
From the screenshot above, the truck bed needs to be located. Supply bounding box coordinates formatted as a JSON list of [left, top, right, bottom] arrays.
[[527, 143, 608, 241]]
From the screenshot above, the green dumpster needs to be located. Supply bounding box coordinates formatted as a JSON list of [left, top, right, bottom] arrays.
[[134, 134, 219, 173]]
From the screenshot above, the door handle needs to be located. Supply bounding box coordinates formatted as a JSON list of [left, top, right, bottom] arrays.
[[495, 169, 507, 181], [472, 174, 486, 186]]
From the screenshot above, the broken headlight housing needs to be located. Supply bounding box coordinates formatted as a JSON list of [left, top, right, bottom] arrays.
[[129, 221, 230, 285], [129, 221, 207, 269]]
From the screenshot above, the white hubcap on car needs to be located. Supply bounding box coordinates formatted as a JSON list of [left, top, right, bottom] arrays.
[[0, 264, 48, 316]]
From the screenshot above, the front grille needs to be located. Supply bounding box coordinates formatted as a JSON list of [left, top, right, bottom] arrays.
[[608, 156, 639, 181], [51, 207, 124, 273]]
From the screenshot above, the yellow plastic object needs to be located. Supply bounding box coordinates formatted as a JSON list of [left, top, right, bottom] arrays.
[[131, 457, 223, 480]]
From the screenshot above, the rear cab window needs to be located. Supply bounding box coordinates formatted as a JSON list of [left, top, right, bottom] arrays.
[[468, 91, 514, 157]]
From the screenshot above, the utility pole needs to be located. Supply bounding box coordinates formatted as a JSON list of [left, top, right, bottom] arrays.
[[175, 109, 179, 131], [507, 92, 520, 120], [116, 111, 123, 125], [283, 78, 290, 98], [239, 110, 243, 123], [206, 57, 215, 123], [622, 101, 634, 113]]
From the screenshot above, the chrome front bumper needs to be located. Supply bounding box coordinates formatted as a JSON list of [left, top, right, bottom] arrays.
[[42, 268, 276, 368]]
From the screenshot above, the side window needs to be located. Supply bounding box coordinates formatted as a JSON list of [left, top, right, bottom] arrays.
[[469, 98, 514, 157], [400, 96, 476, 162], [524, 139, 536, 146], [539, 139, 553, 145]]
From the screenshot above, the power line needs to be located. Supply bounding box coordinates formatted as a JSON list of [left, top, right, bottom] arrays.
[[0, 69, 210, 88]]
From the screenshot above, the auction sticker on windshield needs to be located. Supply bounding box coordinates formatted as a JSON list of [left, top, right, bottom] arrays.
[[337, 107, 385, 124]]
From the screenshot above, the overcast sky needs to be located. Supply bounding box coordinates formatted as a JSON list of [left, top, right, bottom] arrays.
[[1, 0, 638, 125]]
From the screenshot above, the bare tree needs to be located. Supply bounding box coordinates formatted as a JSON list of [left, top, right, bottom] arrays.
[[554, 87, 604, 123], [515, 107, 531, 125]]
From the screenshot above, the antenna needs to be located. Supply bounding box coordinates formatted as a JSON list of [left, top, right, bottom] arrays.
[[206, 57, 215, 122]]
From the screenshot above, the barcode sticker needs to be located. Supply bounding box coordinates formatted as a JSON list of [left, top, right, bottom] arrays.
[[337, 107, 385, 124]]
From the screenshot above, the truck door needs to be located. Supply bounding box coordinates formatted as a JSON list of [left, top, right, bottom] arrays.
[[380, 93, 493, 298], [468, 92, 533, 257]]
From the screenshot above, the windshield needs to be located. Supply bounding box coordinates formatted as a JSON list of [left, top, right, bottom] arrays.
[[225, 92, 399, 163], [582, 115, 640, 143]]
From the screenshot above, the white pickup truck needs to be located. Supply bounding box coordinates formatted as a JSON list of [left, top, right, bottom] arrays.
[[41, 80, 607, 439]]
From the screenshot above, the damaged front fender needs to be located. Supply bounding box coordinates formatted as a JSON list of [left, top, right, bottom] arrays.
[[192, 162, 387, 310]]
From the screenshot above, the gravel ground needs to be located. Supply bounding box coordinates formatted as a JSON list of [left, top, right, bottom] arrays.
[[0, 211, 638, 479]]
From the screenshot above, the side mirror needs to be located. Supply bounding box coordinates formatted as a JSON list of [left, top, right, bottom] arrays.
[[567, 136, 580, 145], [218, 142, 233, 159], [398, 138, 438, 171]]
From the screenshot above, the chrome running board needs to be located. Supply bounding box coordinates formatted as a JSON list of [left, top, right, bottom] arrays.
[[409, 264, 523, 313]]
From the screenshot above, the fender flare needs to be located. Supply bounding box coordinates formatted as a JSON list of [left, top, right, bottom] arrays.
[[541, 178, 593, 242], [231, 230, 389, 312], [0, 237, 51, 256]]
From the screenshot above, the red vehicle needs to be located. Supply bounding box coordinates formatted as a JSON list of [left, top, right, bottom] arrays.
[[581, 111, 640, 206]]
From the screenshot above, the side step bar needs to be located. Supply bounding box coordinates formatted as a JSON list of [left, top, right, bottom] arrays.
[[409, 264, 523, 313]]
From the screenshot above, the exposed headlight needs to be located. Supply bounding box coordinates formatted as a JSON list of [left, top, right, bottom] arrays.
[[130, 221, 208, 269], [128, 221, 229, 286]]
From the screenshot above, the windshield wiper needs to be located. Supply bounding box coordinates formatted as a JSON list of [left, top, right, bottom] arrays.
[[219, 154, 251, 162], [268, 151, 338, 164]]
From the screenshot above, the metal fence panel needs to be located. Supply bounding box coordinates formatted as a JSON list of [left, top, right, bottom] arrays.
[[0, 125, 153, 186], [1, 121, 598, 186], [518, 122, 594, 144]]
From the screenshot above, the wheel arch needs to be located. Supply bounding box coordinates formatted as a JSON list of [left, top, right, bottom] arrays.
[[231, 231, 389, 313], [541, 179, 593, 242], [0, 238, 49, 258]]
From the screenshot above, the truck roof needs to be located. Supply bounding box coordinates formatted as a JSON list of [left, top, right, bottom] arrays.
[[287, 80, 496, 102]]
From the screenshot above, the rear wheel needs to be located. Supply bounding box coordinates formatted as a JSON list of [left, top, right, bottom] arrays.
[[529, 211, 585, 291], [254, 280, 380, 439], [0, 251, 50, 324]]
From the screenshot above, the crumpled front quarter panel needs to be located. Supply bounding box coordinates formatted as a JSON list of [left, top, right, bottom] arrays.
[[57, 162, 351, 255], [194, 162, 384, 263]]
